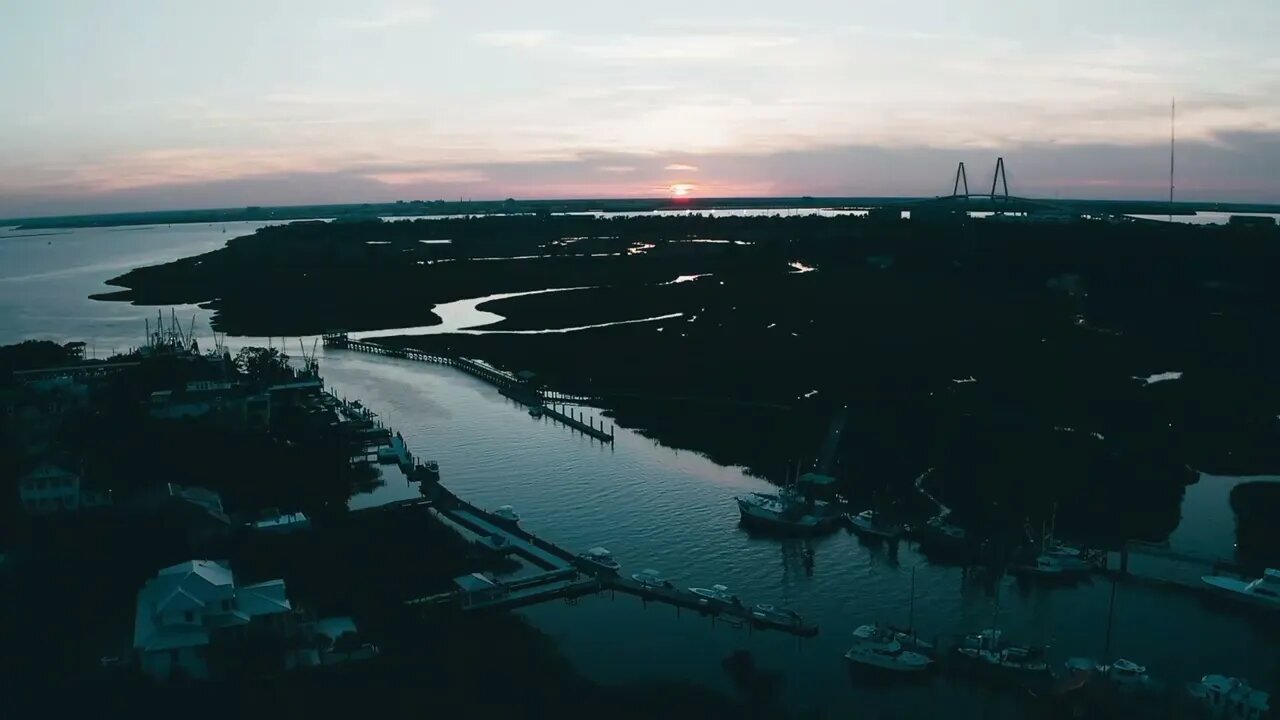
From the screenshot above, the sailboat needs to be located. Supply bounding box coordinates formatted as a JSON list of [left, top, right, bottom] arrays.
[[955, 578, 1052, 686], [883, 566, 934, 653], [1011, 505, 1091, 579]]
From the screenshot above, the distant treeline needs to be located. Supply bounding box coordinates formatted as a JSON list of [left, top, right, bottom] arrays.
[[10, 195, 1280, 229]]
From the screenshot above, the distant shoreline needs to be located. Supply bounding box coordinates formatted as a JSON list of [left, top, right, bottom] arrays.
[[9, 195, 1280, 230]]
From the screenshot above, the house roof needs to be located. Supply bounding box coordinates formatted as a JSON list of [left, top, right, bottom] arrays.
[[20, 462, 78, 483], [237, 579, 292, 616], [134, 560, 291, 651], [158, 559, 234, 588], [314, 616, 358, 642]]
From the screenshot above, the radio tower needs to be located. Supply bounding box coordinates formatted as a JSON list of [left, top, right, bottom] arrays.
[[1169, 98, 1176, 222]]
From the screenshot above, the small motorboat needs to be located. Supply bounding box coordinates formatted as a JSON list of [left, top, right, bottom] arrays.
[[749, 603, 802, 624], [492, 505, 521, 526], [1188, 674, 1270, 720], [844, 624, 933, 673], [579, 546, 621, 574], [689, 584, 738, 607], [1065, 657, 1152, 688], [1105, 658, 1153, 687], [1010, 554, 1092, 579], [848, 510, 903, 539], [916, 514, 968, 546], [1201, 568, 1280, 610], [956, 629, 1050, 678], [528, 406, 543, 418], [631, 568, 671, 588]]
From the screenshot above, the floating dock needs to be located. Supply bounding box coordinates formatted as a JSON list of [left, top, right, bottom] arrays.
[[536, 403, 614, 442], [408, 484, 818, 637]]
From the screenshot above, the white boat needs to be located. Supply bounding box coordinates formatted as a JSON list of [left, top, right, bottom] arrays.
[[848, 510, 903, 539], [736, 490, 836, 532], [918, 515, 968, 545], [956, 629, 1050, 676], [1105, 658, 1153, 687], [1011, 554, 1092, 578], [492, 505, 521, 525], [579, 546, 621, 574], [1188, 675, 1270, 720], [631, 568, 670, 588], [956, 645, 1051, 676], [689, 584, 738, 607], [1065, 657, 1152, 687], [750, 603, 802, 624], [1201, 568, 1280, 609], [844, 624, 933, 672]]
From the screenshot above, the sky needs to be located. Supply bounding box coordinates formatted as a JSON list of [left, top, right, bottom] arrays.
[[2, 0, 1279, 216]]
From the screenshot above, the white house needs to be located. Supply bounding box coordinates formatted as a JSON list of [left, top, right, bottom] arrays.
[[133, 559, 293, 682], [17, 462, 110, 513]]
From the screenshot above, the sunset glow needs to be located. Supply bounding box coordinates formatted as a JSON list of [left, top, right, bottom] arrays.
[[3, 1, 1280, 216]]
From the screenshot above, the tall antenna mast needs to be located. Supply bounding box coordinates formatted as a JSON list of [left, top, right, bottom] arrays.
[[1169, 98, 1176, 222]]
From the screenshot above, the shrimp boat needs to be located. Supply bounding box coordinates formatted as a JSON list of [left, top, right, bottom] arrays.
[[749, 603, 803, 625], [736, 464, 838, 534]]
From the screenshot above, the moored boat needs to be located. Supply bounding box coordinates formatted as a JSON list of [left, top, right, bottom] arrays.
[[847, 509, 903, 539], [1201, 568, 1280, 610], [492, 504, 521, 526], [579, 546, 621, 574], [1187, 674, 1270, 719], [844, 624, 933, 673], [631, 568, 671, 588], [689, 584, 738, 607]]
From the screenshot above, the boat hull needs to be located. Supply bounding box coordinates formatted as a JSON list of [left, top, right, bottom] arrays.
[[1201, 576, 1280, 610], [737, 498, 838, 534], [844, 650, 932, 673]]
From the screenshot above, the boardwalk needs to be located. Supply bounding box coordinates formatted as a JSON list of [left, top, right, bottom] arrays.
[[325, 332, 612, 441], [411, 483, 819, 637]]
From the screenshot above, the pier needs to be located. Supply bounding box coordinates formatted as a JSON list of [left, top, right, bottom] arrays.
[[407, 483, 818, 637], [323, 333, 614, 442], [1091, 540, 1259, 599]]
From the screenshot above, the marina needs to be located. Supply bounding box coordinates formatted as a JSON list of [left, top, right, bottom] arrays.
[[407, 481, 820, 637], [324, 333, 615, 442], [4, 220, 1280, 717]]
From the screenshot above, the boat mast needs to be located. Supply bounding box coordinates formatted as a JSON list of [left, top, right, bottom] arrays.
[[1104, 578, 1117, 660], [908, 564, 917, 635]]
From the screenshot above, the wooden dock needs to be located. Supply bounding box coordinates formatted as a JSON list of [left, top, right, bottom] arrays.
[[324, 333, 612, 441], [410, 484, 818, 636], [602, 576, 819, 637], [537, 402, 614, 442]]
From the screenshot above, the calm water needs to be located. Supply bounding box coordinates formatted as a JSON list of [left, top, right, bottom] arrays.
[[3, 222, 1277, 717], [1128, 211, 1280, 225]]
